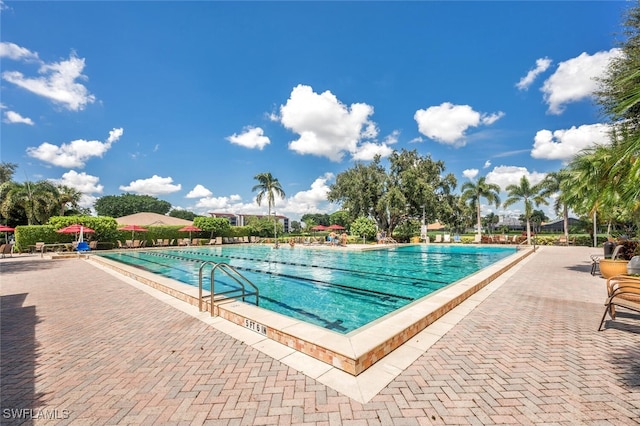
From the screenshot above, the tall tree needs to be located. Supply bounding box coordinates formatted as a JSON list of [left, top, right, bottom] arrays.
[[386, 149, 457, 235], [169, 209, 197, 221], [94, 194, 172, 217], [252, 172, 286, 216], [0, 162, 17, 184], [0, 180, 60, 225], [56, 185, 82, 216], [503, 176, 547, 245], [327, 157, 387, 226], [591, 2, 640, 223], [460, 176, 501, 238], [328, 150, 457, 235], [301, 213, 330, 227], [539, 171, 571, 240]]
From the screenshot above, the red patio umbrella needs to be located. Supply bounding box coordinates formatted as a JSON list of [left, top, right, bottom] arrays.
[[57, 224, 95, 243], [327, 224, 345, 230], [310, 225, 328, 231], [0, 225, 15, 244], [118, 224, 148, 240], [178, 225, 202, 240]]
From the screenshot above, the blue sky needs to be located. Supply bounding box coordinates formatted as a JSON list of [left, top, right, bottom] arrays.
[[0, 1, 627, 222]]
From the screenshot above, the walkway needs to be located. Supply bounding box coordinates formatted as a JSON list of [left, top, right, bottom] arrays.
[[1, 246, 639, 425]]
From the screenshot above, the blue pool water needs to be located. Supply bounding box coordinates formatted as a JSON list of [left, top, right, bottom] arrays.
[[98, 244, 516, 334]]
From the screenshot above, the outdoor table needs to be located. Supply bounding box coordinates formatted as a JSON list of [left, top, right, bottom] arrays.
[[38, 243, 73, 257]]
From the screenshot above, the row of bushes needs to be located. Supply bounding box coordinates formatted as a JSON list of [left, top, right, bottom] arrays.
[[10, 214, 616, 252], [11, 216, 259, 252]]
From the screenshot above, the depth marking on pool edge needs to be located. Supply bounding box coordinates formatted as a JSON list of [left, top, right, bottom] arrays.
[[244, 318, 268, 335]]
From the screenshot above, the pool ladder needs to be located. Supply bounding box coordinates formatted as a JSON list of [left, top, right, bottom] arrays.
[[198, 261, 260, 316]]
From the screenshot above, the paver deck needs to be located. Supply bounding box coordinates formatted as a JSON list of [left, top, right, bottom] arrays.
[[1, 246, 639, 425]]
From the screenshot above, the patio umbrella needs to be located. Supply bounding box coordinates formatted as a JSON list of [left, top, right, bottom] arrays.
[[178, 225, 202, 240], [57, 224, 95, 243], [310, 225, 327, 231], [0, 225, 15, 244], [118, 224, 148, 240], [327, 224, 345, 230]]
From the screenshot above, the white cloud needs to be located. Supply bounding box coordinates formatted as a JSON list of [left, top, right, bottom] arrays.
[[0, 42, 39, 61], [485, 165, 547, 191], [195, 195, 243, 210], [279, 173, 336, 215], [2, 50, 96, 111], [414, 102, 504, 147], [226, 126, 270, 150], [56, 170, 104, 194], [531, 123, 612, 161], [107, 128, 123, 144], [4, 110, 34, 125], [384, 130, 400, 145], [351, 142, 394, 161], [119, 175, 182, 195], [462, 169, 479, 180], [50, 170, 103, 210], [78, 194, 98, 210], [279, 84, 379, 162], [189, 173, 336, 219], [516, 57, 552, 91], [26, 127, 123, 168], [483, 160, 491, 168], [481, 112, 504, 126], [186, 184, 213, 199], [542, 48, 622, 114]]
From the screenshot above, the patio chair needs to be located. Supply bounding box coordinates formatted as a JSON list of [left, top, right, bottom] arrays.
[[443, 234, 451, 243], [599, 275, 640, 330], [0, 243, 13, 258], [34, 242, 45, 254], [434, 234, 442, 243]]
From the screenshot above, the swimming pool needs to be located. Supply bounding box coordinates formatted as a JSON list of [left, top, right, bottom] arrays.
[[98, 244, 516, 334]]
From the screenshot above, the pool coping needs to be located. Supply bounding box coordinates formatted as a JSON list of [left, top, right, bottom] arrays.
[[90, 244, 533, 376]]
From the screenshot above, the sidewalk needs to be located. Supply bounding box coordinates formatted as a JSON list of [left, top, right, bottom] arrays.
[[1, 246, 639, 424]]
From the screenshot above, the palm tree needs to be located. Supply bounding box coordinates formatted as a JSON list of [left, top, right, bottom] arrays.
[[539, 171, 570, 241], [252, 172, 286, 216], [460, 177, 501, 238], [562, 145, 619, 241], [56, 185, 83, 216], [503, 176, 548, 245], [0, 180, 60, 225]]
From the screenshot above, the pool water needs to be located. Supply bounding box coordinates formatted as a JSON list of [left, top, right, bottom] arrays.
[[99, 244, 516, 334]]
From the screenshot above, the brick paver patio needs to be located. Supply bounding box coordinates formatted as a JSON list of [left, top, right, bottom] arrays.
[[1, 246, 639, 425]]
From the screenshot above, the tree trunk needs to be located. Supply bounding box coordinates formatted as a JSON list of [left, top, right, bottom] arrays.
[[476, 203, 482, 237], [563, 205, 569, 240]]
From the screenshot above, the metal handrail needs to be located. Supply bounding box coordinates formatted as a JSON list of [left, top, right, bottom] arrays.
[[381, 237, 398, 246], [198, 261, 259, 316]]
